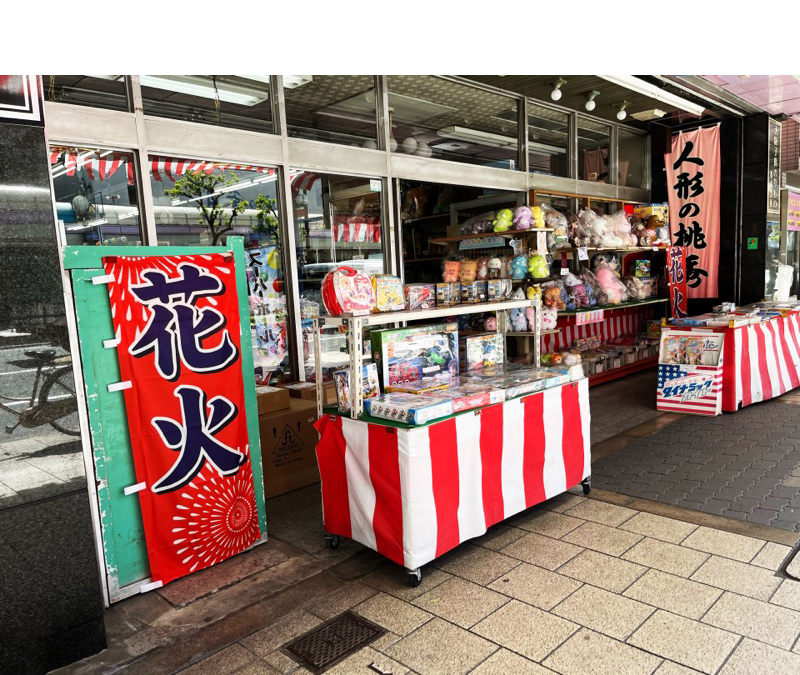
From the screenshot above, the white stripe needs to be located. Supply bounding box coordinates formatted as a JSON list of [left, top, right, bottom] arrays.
[[733, 327, 743, 409], [501, 397, 526, 518], [341, 417, 377, 552], [762, 324, 782, 398], [770, 321, 792, 395], [542, 387, 566, 498], [748, 326, 763, 403], [455, 412, 486, 541], [577, 379, 591, 480], [784, 316, 800, 386], [103, 337, 120, 349], [398, 428, 437, 569]]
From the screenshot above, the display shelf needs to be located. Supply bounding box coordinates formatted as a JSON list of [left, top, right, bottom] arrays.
[[557, 298, 668, 316], [512, 276, 561, 284], [507, 329, 560, 337], [430, 229, 553, 246], [555, 245, 669, 253], [588, 356, 658, 387], [404, 257, 441, 263], [404, 214, 449, 225]]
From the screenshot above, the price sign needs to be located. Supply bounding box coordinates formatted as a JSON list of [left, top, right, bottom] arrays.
[[575, 309, 605, 326], [577, 247, 588, 261], [560, 267, 569, 276]]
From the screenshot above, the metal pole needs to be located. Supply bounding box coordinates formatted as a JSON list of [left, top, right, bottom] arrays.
[[126, 76, 158, 245]]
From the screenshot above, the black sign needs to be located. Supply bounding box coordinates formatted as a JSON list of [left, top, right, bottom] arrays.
[[767, 119, 781, 213]]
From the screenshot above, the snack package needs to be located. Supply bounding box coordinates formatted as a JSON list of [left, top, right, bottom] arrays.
[[371, 275, 405, 312], [321, 266, 376, 316], [364, 393, 454, 425], [333, 363, 381, 413], [405, 283, 436, 311], [664, 337, 680, 364], [686, 336, 703, 365]]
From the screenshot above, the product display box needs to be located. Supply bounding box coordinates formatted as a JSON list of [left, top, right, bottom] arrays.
[[256, 385, 291, 415], [405, 283, 436, 311], [371, 275, 405, 312], [634, 203, 669, 227], [427, 381, 506, 413], [460, 333, 504, 371], [333, 363, 380, 413], [364, 393, 454, 425], [280, 381, 337, 406], [259, 397, 320, 498], [436, 282, 460, 307], [371, 323, 459, 387], [385, 378, 451, 394]]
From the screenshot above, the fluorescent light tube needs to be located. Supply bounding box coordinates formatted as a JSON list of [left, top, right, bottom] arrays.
[[437, 126, 517, 148], [283, 75, 313, 89], [140, 76, 267, 106], [597, 76, 706, 116]]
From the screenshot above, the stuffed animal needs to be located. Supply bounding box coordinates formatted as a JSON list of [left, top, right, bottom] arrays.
[[510, 255, 528, 279], [580, 268, 606, 306], [624, 276, 648, 300], [513, 206, 533, 230], [528, 254, 550, 279], [600, 214, 624, 248], [578, 209, 605, 248], [510, 288, 528, 331], [531, 206, 546, 229], [544, 206, 570, 249], [525, 307, 537, 331], [610, 210, 638, 247], [492, 208, 514, 232], [499, 256, 512, 279], [526, 285, 540, 301], [487, 257, 503, 279], [442, 255, 461, 282], [543, 285, 566, 310], [541, 307, 558, 329], [476, 256, 490, 280], [484, 316, 497, 331], [595, 260, 628, 304], [460, 259, 478, 283]]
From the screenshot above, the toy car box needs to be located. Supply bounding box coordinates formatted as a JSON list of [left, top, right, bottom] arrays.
[[333, 363, 381, 413], [364, 393, 454, 425], [385, 377, 451, 394], [459, 332, 505, 371], [426, 380, 505, 412], [371, 323, 458, 387]]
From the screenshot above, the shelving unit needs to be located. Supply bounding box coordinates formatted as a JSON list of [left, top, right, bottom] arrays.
[[588, 356, 658, 387], [430, 229, 553, 246], [557, 298, 668, 316]]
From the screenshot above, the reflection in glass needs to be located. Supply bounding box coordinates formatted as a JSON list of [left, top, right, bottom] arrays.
[[765, 220, 781, 298], [387, 76, 519, 169], [619, 129, 648, 189], [43, 75, 128, 111], [528, 102, 569, 176], [578, 117, 611, 183], [50, 147, 142, 245]]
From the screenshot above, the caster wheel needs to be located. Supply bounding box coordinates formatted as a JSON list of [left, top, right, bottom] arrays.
[[582, 479, 592, 496], [407, 568, 422, 587], [326, 534, 340, 550]]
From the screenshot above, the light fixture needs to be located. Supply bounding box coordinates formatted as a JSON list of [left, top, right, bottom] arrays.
[[529, 141, 567, 155], [550, 78, 567, 101], [283, 75, 313, 89], [139, 75, 268, 106], [584, 90, 600, 112], [614, 101, 631, 121], [437, 126, 517, 148], [597, 75, 706, 116], [631, 108, 667, 121]]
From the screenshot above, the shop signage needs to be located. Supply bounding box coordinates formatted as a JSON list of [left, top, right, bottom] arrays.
[[664, 125, 721, 298], [104, 253, 261, 585], [767, 119, 781, 213], [575, 309, 604, 326], [747, 237, 759, 250], [787, 191, 800, 232], [667, 246, 689, 319]]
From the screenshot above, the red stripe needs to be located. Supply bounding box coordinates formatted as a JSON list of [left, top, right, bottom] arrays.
[[151, 159, 162, 182], [740, 327, 753, 408], [368, 423, 404, 566], [479, 405, 504, 528], [773, 319, 797, 391], [84, 161, 95, 181], [428, 419, 460, 557], [754, 326, 772, 401], [313, 416, 351, 539], [787, 317, 800, 377], [561, 384, 586, 487], [49, 150, 61, 164], [127, 161, 134, 186], [522, 393, 546, 507]]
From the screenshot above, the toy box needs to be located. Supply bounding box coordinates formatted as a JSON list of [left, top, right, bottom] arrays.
[[364, 393, 454, 425], [542, 364, 584, 382], [634, 203, 669, 228], [371, 275, 405, 312], [459, 332, 505, 371], [321, 267, 375, 316], [634, 260, 651, 278], [487, 279, 512, 302], [461, 282, 478, 304], [385, 378, 451, 394], [405, 283, 436, 311], [576, 335, 601, 352], [371, 323, 459, 387], [475, 281, 488, 303], [436, 282, 460, 307], [425, 381, 505, 413], [333, 363, 381, 413]]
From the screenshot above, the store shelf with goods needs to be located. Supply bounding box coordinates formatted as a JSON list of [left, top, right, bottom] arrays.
[[507, 328, 561, 337], [430, 229, 553, 246], [554, 245, 670, 254], [403, 213, 450, 225], [557, 297, 668, 316], [588, 356, 658, 387]]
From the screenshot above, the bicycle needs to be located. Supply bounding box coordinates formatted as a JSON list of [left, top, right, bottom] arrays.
[[0, 348, 80, 436]]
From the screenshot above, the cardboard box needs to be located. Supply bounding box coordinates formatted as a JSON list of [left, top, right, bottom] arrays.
[[256, 385, 290, 415], [258, 397, 320, 498], [281, 381, 337, 406]]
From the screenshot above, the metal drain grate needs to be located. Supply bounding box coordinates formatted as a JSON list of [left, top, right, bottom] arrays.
[[281, 610, 386, 673]]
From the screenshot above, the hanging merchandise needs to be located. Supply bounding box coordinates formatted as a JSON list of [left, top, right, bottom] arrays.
[[321, 266, 376, 316]]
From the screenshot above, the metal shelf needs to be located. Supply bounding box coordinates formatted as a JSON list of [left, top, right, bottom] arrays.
[[557, 298, 668, 316], [556, 246, 670, 253], [588, 356, 658, 387], [430, 229, 553, 246]]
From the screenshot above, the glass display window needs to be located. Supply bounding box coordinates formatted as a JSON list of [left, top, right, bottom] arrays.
[[528, 102, 569, 177], [50, 146, 142, 245], [43, 75, 129, 111], [619, 128, 648, 189], [578, 117, 612, 183]]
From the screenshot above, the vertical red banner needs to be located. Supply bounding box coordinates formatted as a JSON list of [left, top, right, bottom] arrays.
[[668, 246, 689, 319], [664, 126, 721, 299], [104, 253, 260, 586]]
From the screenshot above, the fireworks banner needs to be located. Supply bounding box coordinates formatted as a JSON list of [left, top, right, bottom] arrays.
[[103, 252, 260, 586]]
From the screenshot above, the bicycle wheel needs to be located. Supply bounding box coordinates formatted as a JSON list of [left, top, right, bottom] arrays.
[[38, 366, 80, 436]]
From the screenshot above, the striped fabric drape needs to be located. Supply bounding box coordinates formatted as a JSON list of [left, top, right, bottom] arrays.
[[542, 306, 654, 352]]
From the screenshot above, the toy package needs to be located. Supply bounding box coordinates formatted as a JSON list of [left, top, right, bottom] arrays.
[[364, 393, 454, 425], [436, 282, 460, 307], [333, 363, 381, 413], [386, 378, 451, 394], [460, 333, 505, 371], [426, 381, 506, 413], [685, 337, 702, 365], [371, 323, 459, 387], [371, 275, 405, 312], [634, 260, 651, 278], [461, 282, 478, 304], [321, 266, 376, 316], [475, 280, 488, 303], [405, 283, 436, 311], [487, 279, 512, 302], [664, 337, 680, 364]]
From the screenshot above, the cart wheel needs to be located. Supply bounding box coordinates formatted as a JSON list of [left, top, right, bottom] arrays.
[[326, 534, 340, 550], [582, 478, 592, 495], [407, 568, 422, 587]]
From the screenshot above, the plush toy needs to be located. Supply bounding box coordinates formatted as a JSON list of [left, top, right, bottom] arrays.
[[498, 256, 512, 279], [442, 255, 461, 282], [460, 211, 495, 234], [543, 285, 566, 310], [510, 288, 528, 331], [541, 307, 558, 330], [510, 255, 528, 280], [551, 352, 563, 364], [624, 276, 648, 300], [484, 316, 497, 331], [460, 258, 478, 283], [528, 254, 550, 279], [531, 206, 545, 229], [544, 206, 570, 249], [580, 268, 606, 306], [563, 351, 580, 366], [599, 214, 624, 248], [487, 257, 503, 279], [610, 210, 638, 247], [476, 256, 490, 280], [578, 209, 605, 248], [525, 307, 537, 331], [513, 206, 533, 230], [595, 259, 628, 304], [526, 284, 540, 301], [492, 208, 514, 232]]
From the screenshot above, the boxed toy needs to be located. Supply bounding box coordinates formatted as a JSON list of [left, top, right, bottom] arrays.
[[436, 282, 460, 307], [371, 323, 459, 387], [634, 260, 651, 278], [633, 203, 669, 228], [364, 393, 454, 425], [488, 279, 513, 302], [576, 335, 601, 352], [475, 280, 488, 303], [461, 282, 479, 304], [386, 378, 451, 394], [405, 283, 436, 311], [371, 275, 405, 312], [425, 381, 505, 413], [333, 363, 381, 413], [460, 332, 504, 371]]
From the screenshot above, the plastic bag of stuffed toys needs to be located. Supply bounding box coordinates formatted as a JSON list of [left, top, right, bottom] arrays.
[[543, 205, 571, 249], [591, 253, 629, 304], [541, 281, 569, 311], [458, 211, 496, 235], [564, 272, 596, 309], [608, 210, 639, 247], [624, 275, 649, 300], [575, 209, 605, 248], [541, 350, 582, 366], [579, 268, 607, 306]]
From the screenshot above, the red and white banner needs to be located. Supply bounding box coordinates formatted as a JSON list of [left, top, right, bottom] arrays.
[[149, 155, 275, 182], [314, 381, 590, 570], [104, 253, 260, 585], [723, 313, 800, 411], [667, 246, 689, 319], [543, 306, 651, 352], [664, 126, 721, 298]]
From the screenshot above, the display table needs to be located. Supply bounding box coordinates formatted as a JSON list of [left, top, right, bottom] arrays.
[[314, 379, 590, 583]]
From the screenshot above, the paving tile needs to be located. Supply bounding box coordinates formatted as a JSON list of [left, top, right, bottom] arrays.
[[623, 569, 723, 620], [241, 611, 322, 657], [622, 538, 710, 578], [561, 521, 642, 557], [385, 617, 496, 675], [556, 549, 647, 593], [679, 526, 765, 563], [718, 637, 800, 675], [690, 555, 782, 601], [745, 508, 779, 525], [473, 523, 528, 551], [355, 592, 432, 635], [654, 663, 700, 675], [470, 648, 551, 674], [512, 509, 585, 538], [179, 644, 257, 674], [433, 544, 519, 585], [562, 499, 638, 527], [551, 584, 654, 640], [702, 591, 800, 650], [261, 650, 299, 674], [412, 576, 509, 628], [500, 532, 583, 570], [619, 512, 698, 544], [320, 646, 411, 675], [233, 661, 279, 675], [750, 542, 792, 571], [306, 580, 378, 620], [539, 493, 587, 513], [543, 628, 662, 675], [627, 610, 739, 675], [771, 579, 800, 611], [472, 599, 578, 662], [488, 562, 581, 610], [362, 564, 451, 601], [371, 630, 402, 652]]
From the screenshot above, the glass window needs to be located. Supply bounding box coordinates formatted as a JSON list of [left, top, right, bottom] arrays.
[[43, 75, 128, 111], [50, 146, 142, 246], [528, 102, 569, 177], [284, 75, 377, 148], [141, 76, 273, 133], [387, 76, 519, 169], [293, 172, 384, 379], [619, 128, 648, 189], [578, 117, 611, 183]]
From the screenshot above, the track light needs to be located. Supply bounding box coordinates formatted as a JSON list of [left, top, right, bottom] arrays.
[[614, 101, 631, 121], [550, 77, 567, 101], [584, 90, 600, 112]]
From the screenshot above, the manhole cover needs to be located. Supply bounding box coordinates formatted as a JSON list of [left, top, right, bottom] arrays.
[[281, 610, 386, 673]]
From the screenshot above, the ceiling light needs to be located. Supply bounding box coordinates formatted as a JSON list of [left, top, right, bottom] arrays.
[[550, 77, 567, 101], [631, 108, 667, 121], [584, 90, 600, 112], [283, 75, 313, 89], [597, 75, 706, 116], [614, 101, 631, 121], [437, 126, 517, 148], [140, 76, 268, 106], [529, 141, 567, 155]]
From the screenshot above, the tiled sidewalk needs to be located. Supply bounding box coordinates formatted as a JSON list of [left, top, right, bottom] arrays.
[[176, 493, 800, 675]]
